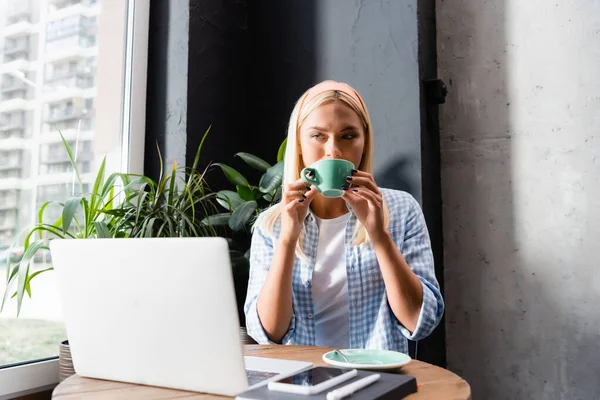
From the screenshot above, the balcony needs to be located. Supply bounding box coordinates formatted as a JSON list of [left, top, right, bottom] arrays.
[[1, 81, 26, 93], [43, 87, 87, 103], [48, 1, 99, 20], [0, 198, 18, 211], [0, 122, 24, 132], [3, 20, 33, 38], [0, 217, 17, 230], [0, 59, 29, 73], [3, 41, 29, 57], [0, 166, 21, 180], [44, 45, 94, 63], [6, 10, 31, 25], [41, 151, 91, 164], [0, 98, 28, 113], [39, 127, 92, 142], [48, 0, 83, 9], [0, 135, 27, 149], [43, 109, 87, 123], [0, 178, 21, 190], [45, 67, 93, 83], [0, 162, 21, 171]]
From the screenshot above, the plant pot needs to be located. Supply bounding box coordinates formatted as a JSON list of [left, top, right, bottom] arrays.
[[59, 340, 75, 382]]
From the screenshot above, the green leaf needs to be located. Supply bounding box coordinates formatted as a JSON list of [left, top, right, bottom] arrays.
[[188, 126, 211, 186], [228, 200, 257, 231], [263, 186, 282, 203], [59, 131, 83, 193], [156, 142, 164, 185], [25, 267, 53, 297], [277, 138, 287, 163], [272, 186, 283, 203], [213, 163, 249, 187], [259, 162, 284, 193], [237, 185, 259, 202], [16, 240, 46, 315], [62, 197, 82, 233], [235, 152, 271, 172], [89, 157, 107, 216], [37, 201, 59, 239], [144, 218, 157, 238], [216, 190, 244, 211], [167, 160, 177, 207], [200, 213, 231, 226], [94, 221, 111, 238]]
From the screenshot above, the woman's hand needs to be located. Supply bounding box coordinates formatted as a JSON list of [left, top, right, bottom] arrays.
[[280, 179, 318, 242], [342, 170, 387, 242]]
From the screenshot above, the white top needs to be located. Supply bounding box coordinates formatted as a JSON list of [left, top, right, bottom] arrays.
[[312, 212, 351, 348]]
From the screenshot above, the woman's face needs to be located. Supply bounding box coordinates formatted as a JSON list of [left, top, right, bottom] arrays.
[[298, 100, 366, 169]]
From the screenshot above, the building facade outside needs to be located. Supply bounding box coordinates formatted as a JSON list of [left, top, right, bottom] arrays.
[[0, 0, 99, 249]]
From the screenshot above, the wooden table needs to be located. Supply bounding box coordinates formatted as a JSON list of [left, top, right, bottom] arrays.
[[52, 345, 471, 399]]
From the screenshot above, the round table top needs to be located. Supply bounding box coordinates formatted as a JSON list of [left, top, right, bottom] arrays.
[[52, 345, 470, 399]]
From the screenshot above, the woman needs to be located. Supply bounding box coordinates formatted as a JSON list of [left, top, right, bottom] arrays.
[[244, 80, 444, 353]]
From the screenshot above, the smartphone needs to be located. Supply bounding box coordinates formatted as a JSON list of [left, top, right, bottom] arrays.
[[267, 366, 357, 395]]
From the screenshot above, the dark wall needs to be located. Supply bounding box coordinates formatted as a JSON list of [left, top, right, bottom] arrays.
[[186, 1, 317, 191]]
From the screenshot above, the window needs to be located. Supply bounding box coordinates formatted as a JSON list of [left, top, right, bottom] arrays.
[[0, 0, 149, 397]]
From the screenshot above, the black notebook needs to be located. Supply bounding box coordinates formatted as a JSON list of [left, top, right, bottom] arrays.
[[235, 370, 417, 400]]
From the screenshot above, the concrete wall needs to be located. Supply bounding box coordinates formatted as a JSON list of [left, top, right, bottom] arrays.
[[438, 1, 600, 398]]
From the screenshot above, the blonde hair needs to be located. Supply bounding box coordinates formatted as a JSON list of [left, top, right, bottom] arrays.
[[260, 81, 390, 260]]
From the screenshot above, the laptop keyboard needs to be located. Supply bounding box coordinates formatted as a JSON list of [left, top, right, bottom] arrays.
[[246, 370, 279, 386]]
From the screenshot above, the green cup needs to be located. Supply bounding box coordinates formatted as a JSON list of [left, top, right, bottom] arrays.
[[301, 159, 355, 198]]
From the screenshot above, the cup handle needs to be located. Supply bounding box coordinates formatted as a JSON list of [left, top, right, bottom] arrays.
[[301, 168, 319, 185]]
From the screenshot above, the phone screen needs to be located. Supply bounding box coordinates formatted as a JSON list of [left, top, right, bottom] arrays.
[[274, 367, 352, 387]]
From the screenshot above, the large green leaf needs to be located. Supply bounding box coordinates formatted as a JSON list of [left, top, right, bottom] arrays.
[[264, 186, 283, 203], [200, 213, 231, 226], [62, 197, 82, 233], [88, 157, 106, 219], [58, 131, 83, 193], [259, 162, 284, 193], [213, 163, 249, 187], [216, 190, 244, 211], [228, 200, 257, 231], [277, 138, 287, 163], [94, 221, 111, 238], [16, 240, 46, 315], [37, 201, 59, 239], [235, 152, 271, 172], [237, 185, 260, 202]]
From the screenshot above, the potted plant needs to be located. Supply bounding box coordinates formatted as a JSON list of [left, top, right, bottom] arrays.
[[1, 128, 221, 380], [208, 139, 286, 341]]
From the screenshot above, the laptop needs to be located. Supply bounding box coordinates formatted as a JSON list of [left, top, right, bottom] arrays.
[[49, 237, 313, 397]]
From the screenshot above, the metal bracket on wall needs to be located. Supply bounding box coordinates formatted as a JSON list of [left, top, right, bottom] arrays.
[[424, 79, 448, 105]]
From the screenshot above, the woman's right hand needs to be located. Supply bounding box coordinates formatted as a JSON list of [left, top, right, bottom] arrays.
[[280, 179, 318, 242]]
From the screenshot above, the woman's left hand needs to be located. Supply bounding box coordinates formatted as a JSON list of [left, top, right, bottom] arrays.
[[341, 170, 387, 242]]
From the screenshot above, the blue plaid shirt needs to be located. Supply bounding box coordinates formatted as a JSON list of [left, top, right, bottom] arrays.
[[244, 189, 444, 353]]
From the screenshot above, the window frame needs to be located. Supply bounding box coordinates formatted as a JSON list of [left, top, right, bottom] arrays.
[[0, 0, 149, 397]]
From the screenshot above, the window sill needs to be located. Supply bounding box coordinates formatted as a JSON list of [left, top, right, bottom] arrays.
[[0, 359, 58, 400]]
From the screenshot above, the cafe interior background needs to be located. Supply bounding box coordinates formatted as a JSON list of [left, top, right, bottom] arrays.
[[0, 0, 598, 399]]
